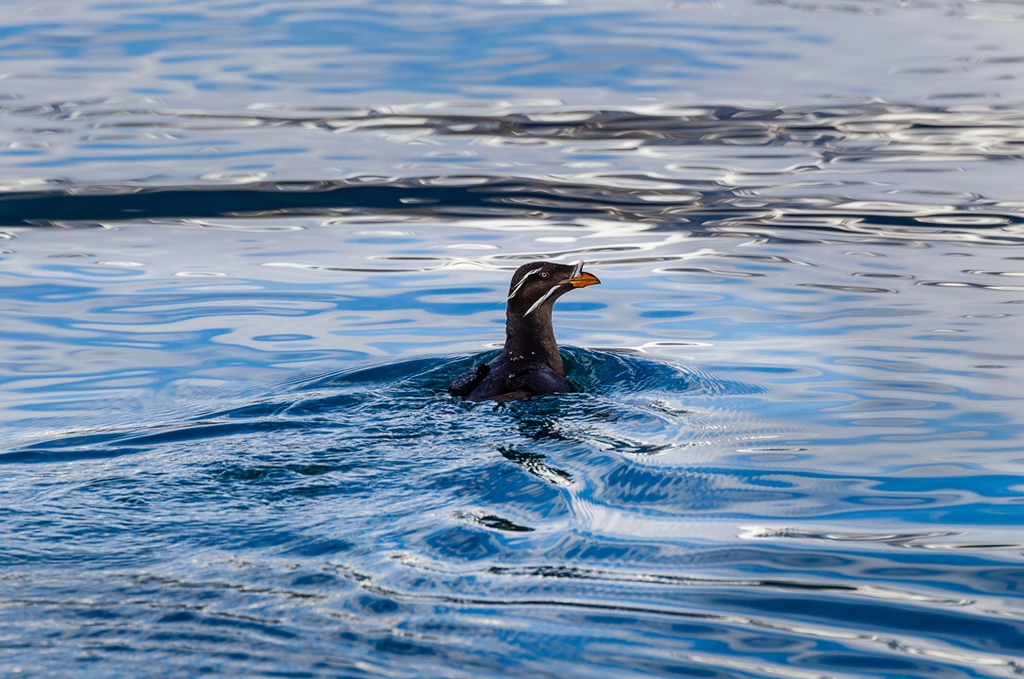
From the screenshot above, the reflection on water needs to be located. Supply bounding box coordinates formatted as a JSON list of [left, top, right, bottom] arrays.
[[2, 0, 1024, 677], [3, 209, 1023, 677], [4, 102, 1024, 261], [3, 346, 1024, 676], [3, 102, 1024, 230]]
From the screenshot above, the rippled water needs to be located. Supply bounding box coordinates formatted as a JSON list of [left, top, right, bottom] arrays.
[[3, 0, 1024, 677]]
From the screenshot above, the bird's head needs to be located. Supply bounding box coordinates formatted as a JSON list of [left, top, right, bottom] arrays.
[[505, 260, 600, 319]]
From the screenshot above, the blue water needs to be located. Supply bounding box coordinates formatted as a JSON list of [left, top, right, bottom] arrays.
[[3, 1, 1024, 677]]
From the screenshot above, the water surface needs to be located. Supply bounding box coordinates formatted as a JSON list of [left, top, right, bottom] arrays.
[[2, 1, 1024, 677]]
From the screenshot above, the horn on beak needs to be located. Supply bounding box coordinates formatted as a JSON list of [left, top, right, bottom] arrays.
[[567, 260, 600, 288]]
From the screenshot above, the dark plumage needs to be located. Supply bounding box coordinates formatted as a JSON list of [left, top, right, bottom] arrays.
[[449, 260, 600, 402]]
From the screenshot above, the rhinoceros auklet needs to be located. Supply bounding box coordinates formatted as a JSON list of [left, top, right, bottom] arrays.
[[449, 260, 600, 402]]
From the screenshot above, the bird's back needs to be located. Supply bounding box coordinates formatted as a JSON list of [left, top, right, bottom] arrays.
[[451, 353, 573, 402]]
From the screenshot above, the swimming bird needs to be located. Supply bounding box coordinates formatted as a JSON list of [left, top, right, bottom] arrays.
[[449, 260, 600, 402]]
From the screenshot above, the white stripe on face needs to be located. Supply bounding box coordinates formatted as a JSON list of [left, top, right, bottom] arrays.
[[524, 283, 563, 317], [507, 267, 544, 301]]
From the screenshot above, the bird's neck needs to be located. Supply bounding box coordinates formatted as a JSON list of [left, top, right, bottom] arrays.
[[503, 306, 564, 375]]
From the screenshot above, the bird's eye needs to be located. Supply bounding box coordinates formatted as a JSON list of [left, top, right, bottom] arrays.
[[540, 272, 549, 279]]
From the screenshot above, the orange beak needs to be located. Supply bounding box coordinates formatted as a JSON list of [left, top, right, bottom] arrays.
[[569, 271, 601, 288], [567, 260, 600, 288]]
